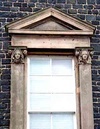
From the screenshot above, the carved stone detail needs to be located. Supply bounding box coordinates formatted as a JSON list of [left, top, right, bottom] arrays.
[[8, 47, 27, 64], [75, 47, 93, 64]]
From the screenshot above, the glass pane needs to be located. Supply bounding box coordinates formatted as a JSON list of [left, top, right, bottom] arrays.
[[29, 94, 51, 111], [29, 94, 75, 112], [51, 94, 76, 112], [52, 59, 72, 75], [29, 114, 51, 129], [29, 113, 74, 129], [51, 76, 75, 93], [29, 76, 75, 93], [52, 113, 74, 129], [30, 58, 50, 75], [29, 76, 51, 93]]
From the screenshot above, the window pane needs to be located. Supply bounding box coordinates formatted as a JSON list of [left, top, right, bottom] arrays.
[[29, 114, 51, 129], [30, 58, 50, 75], [29, 76, 74, 93], [52, 113, 74, 129], [29, 94, 75, 112], [51, 76, 75, 93], [29, 94, 51, 111], [52, 59, 72, 75], [28, 56, 76, 129], [29, 113, 74, 129], [29, 76, 51, 93], [51, 94, 76, 112]]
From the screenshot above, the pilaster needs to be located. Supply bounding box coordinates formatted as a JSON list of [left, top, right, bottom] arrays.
[[75, 47, 94, 129], [8, 46, 27, 129]]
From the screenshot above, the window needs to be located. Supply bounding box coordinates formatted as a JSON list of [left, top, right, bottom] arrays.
[[27, 56, 76, 129], [7, 7, 95, 129]]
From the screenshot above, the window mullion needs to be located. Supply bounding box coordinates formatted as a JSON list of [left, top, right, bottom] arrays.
[[51, 113, 52, 129]]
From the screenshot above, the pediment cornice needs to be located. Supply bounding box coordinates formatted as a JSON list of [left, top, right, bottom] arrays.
[[6, 7, 95, 36]]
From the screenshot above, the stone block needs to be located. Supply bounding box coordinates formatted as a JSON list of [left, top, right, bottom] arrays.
[[68, 9, 77, 14], [96, 0, 100, 4], [73, 4, 82, 9], [77, 0, 86, 4], [87, 0, 95, 4], [67, 0, 76, 4], [86, 14, 96, 21]]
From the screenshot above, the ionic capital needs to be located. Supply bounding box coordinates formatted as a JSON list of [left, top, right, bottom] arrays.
[[8, 46, 27, 64], [75, 47, 93, 65]]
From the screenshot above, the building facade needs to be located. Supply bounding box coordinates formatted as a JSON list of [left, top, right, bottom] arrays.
[[0, 0, 100, 129]]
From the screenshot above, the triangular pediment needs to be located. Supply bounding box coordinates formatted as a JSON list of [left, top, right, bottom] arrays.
[[30, 20, 71, 31], [6, 7, 95, 35], [22, 16, 81, 31]]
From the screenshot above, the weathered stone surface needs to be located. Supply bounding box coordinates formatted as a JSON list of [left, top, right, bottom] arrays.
[[10, 64, 25, 129], [79, 65, 94, 129], [0, 0, 100, 129]]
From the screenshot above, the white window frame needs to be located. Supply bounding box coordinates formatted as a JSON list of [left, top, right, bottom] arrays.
[[27, 55, 77, 129]]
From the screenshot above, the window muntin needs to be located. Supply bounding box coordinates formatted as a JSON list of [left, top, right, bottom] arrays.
[[27, 56, 76, 129]]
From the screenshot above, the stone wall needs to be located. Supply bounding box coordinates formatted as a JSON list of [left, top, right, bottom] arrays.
[[0, 0, 100, 129]]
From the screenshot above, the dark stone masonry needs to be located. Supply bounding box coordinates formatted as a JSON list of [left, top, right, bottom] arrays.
[[0, 0, 100, 129]]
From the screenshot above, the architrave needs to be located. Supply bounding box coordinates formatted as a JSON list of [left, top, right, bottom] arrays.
[[7, 7, 95, 129]]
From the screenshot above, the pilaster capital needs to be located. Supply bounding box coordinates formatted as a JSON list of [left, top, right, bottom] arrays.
[[8, 46, 27, 64], [75, 47, 93, 65]]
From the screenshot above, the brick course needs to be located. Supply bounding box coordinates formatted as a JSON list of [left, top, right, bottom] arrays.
[[0, 0, 100, 129]]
